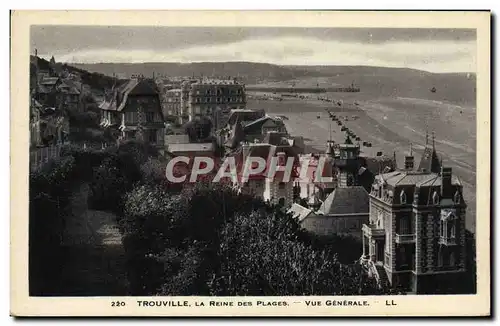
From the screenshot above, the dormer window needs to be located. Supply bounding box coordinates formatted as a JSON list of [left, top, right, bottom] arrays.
[[454, 191, 461, 204], [432, 191, 439, 205], [400, 190, 407, 204]]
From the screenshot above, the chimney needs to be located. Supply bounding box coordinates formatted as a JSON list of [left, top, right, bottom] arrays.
[[404, 143, 414, 170], [441, 166, 453, 198], [404, 155, 414, 170]]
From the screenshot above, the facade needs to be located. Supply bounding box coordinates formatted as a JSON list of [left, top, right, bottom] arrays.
[[58, 80, 82, 112], [100, 78, 165, 149], [233, 142, 299, 208], [186, 79, 247, 130], [243, 116, 288, 142], [362, 139, 467, 294], [162, 88, 182, 120], [158, 78, 247, 130]]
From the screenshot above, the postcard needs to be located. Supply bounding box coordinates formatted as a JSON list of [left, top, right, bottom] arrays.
[[10, 10, 491, 317]]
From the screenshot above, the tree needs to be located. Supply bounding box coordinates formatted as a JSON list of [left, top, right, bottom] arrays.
[[120, 182, 388, 296], [184, 117, 213, 142]]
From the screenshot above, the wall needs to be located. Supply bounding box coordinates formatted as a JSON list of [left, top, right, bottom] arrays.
[[301, 214, 368, 239]]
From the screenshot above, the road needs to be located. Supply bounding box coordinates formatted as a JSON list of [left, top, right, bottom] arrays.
[[55, 183, 129, 296]]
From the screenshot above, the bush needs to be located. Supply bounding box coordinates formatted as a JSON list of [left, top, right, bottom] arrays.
[[29, 156, 78, 295], [120, 183, 388, 296]]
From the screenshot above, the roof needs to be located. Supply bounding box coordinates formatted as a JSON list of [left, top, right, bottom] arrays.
[[319, 186, 369, 216], [376, 170, 461, 187], [417, 144, 441, 173], [99, 79, 159, 111], [244, 115, 284, 133], [263, 131, 289, 146], [228, 109, 265, 126], [168, 142, 214, 153], [39, 77, 60, 86], [226, 118, 245, 149], [288, 203, 315, 222], [363, 155, 396, 175], [165, 134, 190, 144]]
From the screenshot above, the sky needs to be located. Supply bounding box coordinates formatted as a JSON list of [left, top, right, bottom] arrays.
[[30, 26, 477, 73]]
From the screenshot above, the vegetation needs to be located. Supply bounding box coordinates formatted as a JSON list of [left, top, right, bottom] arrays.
[[184, 116, 213, 142], [29, 156, 78, 295], [120, 183, 389, 296]]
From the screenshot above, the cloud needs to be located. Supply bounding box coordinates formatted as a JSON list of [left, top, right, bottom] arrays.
[[44, 36, 476, 73]]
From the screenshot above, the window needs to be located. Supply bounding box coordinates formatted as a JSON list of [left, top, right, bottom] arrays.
[[432, 191, 439, 205], [400, 217, 409, 234], [278, 197, 285, 207], [148, 130, 157, 143], [217, 98, 221, 103], [438, 248, 443, 267], [400, 190, 407, 204], [196, 90, 200, 95], [450, 252, 456, 267], [454, 191, 461, 204], [145, 112, 154, 122], [449, 220, 456, 239], [279, 182, 285, 189]]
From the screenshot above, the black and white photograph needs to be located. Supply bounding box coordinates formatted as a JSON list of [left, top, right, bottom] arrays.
[[11, 10, 490, 317]]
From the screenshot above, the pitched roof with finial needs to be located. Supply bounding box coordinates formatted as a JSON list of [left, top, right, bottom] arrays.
[[417, 131, 441, 173]]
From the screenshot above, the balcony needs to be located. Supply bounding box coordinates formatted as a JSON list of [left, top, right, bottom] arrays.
[[395, 233, 416, 244], [362, 224, 385, 238], [438, 236, 457, 246]]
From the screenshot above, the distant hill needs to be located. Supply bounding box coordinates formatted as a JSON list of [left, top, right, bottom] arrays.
[[71, 61, 476, 107]]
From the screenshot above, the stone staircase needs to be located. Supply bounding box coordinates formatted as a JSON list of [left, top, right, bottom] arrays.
[[374, 263, 390, 288]]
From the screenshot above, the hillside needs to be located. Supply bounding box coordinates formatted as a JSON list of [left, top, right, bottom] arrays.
[[72, 62, 476, 107]]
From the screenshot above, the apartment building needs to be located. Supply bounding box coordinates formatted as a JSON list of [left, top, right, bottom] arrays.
[[362, 137, 467, 293]]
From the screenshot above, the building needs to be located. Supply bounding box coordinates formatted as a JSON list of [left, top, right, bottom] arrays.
[[294, 153, 336, 206], [185, 79, 247, 130], [327, 136, 396, 192], [231, 142, 300, 208], [301, 186, 369, 239], [166, 142, 215, 158], [58, 80, 82, 112], [99, 78, 165, 149], [288, 203, 317, 223], [361, 137, 467, 294], [227, 109, 265, 127], [162, 88, 182, 121], [243, 116, 288, 142]]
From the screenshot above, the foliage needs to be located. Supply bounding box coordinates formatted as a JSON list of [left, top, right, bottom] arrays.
[[184, 116, 213, 142], [29, 156, 78, 295], [120, 183, 387, 296]]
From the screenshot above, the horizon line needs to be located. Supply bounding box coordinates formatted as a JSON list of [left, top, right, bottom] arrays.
[[38, 57, 475, 75]]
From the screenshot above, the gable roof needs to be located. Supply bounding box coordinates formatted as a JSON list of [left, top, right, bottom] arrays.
[[99, 79, 159, 111], [319, 186, 369, 216], [288, 203, 315, 222]]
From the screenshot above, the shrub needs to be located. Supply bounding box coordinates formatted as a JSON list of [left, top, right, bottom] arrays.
[[29, 156, 78, 295]]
